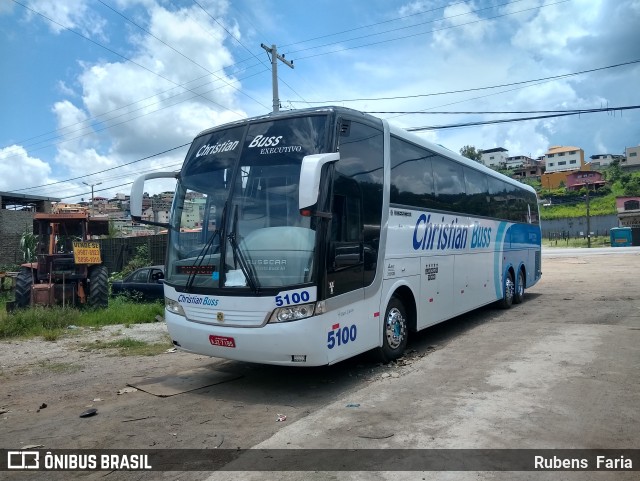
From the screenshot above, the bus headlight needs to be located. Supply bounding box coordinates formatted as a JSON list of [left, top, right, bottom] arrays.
[[165, 297, 185, 316], [269, 303, 315, 323]]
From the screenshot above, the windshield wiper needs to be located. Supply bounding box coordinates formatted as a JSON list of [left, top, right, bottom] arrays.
[[227, 204, 260, 293], [185, 202, 226, 292]]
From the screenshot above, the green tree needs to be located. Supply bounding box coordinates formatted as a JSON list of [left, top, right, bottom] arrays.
[[604, 161, 622, 183], [623, 176, 640, 196], [459, 145, 482, 162], [120, 244, 152, 278]]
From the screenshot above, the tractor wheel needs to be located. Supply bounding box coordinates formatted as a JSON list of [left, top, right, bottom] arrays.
[[88, 265, 109, 308], [15, 267, 33, 308]]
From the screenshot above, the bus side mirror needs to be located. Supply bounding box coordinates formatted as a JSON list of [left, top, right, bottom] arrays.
[[130, 172, 178, 225], [299, 153, 340, 212]]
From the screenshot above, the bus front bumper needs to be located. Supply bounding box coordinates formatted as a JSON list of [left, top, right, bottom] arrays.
[[164, 310, 331, 366]]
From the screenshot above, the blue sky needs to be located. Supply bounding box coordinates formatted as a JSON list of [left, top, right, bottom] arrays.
[[1, 0, 639, 202]]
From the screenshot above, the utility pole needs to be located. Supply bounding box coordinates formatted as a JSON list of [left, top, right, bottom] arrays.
[[585, 182, 591, 248], [82, 181, 102, 215], [260, 43, 294, 112]]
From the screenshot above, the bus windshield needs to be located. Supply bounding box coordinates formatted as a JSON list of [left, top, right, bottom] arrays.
[[167, 115, 329, 291]]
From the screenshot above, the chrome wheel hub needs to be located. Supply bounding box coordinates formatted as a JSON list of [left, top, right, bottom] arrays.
[[385, 307, 406, 350]]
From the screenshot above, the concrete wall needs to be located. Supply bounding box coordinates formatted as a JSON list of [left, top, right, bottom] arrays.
[[0, 210, 34, 267], [541, 214, 618, 238]]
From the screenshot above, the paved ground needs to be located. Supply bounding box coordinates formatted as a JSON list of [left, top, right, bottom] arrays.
[[1, 250, 638, 480]]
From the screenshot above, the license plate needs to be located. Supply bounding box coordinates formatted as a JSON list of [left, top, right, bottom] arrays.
[[209, 335, 236, 348]]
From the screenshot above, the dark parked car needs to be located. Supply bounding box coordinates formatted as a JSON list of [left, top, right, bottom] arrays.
[[111, 266, 165, 301]]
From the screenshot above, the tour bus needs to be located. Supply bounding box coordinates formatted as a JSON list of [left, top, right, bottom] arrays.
[[131, 106, 541, 366]]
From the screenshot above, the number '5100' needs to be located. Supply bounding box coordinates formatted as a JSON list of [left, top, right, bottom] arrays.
[[327, 324, 357, 349], [275, 290, 310, 306]]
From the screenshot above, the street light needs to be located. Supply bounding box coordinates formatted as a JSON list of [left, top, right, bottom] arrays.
[[82, 181, 102, 214]]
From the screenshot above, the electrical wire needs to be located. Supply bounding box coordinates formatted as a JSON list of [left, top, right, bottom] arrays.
[[290, 0, 569, 61], [406, 105, 640, 131], [97, 0, 268, 110], [11, 144, 190, 192], [285, 0, 527, 56], [278, 0, 468, 49], [11, 0, 247, 117], [287, 59, 640, 104]]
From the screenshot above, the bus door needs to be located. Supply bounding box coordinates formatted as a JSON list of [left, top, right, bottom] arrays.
[[326, 173, 364, 297]]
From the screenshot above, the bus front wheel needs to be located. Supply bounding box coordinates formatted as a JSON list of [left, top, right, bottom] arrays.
[[500, 271, 514, 309], [377, 296, 408, 363]]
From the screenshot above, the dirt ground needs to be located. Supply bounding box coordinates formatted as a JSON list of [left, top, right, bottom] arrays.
[[1, 250, 639, 480]]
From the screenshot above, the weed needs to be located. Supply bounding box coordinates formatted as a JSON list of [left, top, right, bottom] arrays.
[[83, 337, 171, 356], [0, 300, 163, 339], [42, 329, 63, 341]]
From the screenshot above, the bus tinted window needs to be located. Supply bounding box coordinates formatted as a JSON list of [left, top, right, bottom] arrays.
[[390, 137, 435, 208], [337, 121, 384, 287], [432, 156, 466, 212], [463, 167, 490, 217], [489, 178, 508, 220]]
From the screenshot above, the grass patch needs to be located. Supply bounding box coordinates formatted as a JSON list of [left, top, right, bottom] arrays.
[[539, 193, 617, 220], [0, 297, 163, 339], [83, 337, 172, 356], [542, 235, 611, 248]]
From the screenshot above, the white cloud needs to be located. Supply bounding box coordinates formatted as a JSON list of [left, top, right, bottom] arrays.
[[509, 0, 600, 56], [398, 0, 437, 16], [0, 145, 53, 192], [432, 1, 495, 51], [34, 0, 247, 199], [25, 0, 107, 39]]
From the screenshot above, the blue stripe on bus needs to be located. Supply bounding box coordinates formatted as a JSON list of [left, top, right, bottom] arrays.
[[493, 222, 508, 299]]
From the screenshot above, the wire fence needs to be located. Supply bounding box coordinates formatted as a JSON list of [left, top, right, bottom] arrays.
[[97, 235, 168, 274]]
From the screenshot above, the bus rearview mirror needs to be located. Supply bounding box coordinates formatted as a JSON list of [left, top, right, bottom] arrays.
[[130, 171, 178, 222], [299, 153, 340, 211]]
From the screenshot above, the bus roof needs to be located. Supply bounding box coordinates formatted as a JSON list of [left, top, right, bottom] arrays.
[[194, 106, 536, 196]]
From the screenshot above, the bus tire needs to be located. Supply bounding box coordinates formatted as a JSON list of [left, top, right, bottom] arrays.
[[15, 267, 33, 308], [514, 268, 525, 304], [500, 270, 514, 309], [377, 296, 408, 363], [88, 265, 109, 308]]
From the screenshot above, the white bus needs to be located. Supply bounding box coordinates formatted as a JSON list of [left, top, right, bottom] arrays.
[[131, 107, 541, 366]]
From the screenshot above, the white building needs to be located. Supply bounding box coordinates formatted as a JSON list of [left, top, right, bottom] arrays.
[[480, 147, 508, 168], [621, 145, 640, 168], [505, 155, 532, 169], [589, 154, 623, 169], [543, 146, 585, 173], [142, 206, 170, 224]]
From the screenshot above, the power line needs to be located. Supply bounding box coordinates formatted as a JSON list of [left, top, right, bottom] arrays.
[[0, 67, 268, 160], [285, 0, 527, 56], [287, 59, 640, 104], [97, 0, 268, 110], [11, 0, 247, 117], [279, 0, 469, 49], [193, 0, 310, 108], [367, 107, 640, 115], [406, 105, 640, 131], [12, 143, 190, 192], [290, 0, 570, 61]]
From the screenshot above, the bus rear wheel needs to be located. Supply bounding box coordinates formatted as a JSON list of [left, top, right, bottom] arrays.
[[514, 269, 525, 304], [500, 271, 514, 309], [377, 296, 408, 363]]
